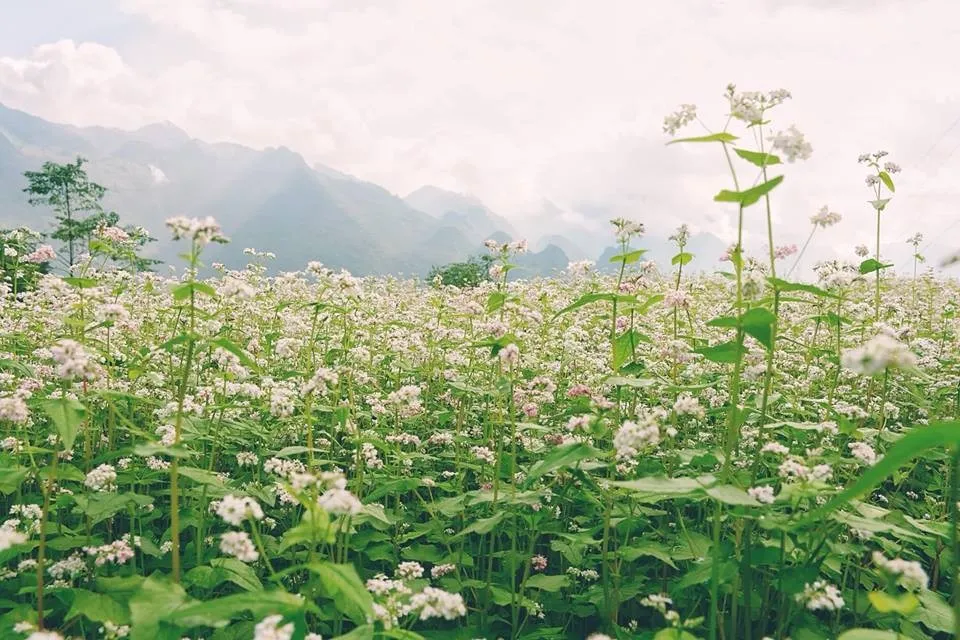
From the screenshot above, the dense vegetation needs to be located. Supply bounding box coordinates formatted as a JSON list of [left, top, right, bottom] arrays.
[[0, 86, 959, 640]]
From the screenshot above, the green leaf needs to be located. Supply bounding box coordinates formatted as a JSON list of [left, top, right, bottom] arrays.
[[837, 631, 900, 640], [714, 175, 784, 208], [64, 588, 129, 624], [612, 475, 716, 502], [654, 630, 700, 640], [524, 442, 600, 488], [671, 252, 694, 266], [618, 541, 677, 568], [73, 493, 153, 526], [62, 277, 99, 289], [457, 511, 507, 537], [208, 558, 263, 592], [208, 337, 260, 372], [0, 467, 28, 495], [695, 340, 747, 364], [734, 148, 781, 167], [306, 563, 375, 625], [331, 625, 375, 640], [553, 293, 634, 319], [705, 484, 760, 506], [667, 132, 738, 145], [878, 171, 895, 192], [42, 397, 86, 451], [741, 307, 775, 350], [608, 249, 648, 264], [909, 589, 955, 632], [177, 466, 227, 488], [801, 421, 960, 526], [613, 329, 643, 370], [870, 198, 891, 211], [859, 258, 893, 274], [164, 590, 305, 628], [172, 281, 217, 301], [868, 590, 918, 615], [486, 291, 506, 313], [129, 574, 189, 640], [767, 277, 838, 299], [523, 574, 570, 591]]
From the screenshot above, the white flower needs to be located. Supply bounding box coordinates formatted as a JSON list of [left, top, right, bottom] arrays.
[[396, 561, 424, 580], [810, 206, 842, 228], [662, 104, 697, 135], [215, 495, 264, 526], [498, 343, 520, 366], [842, 334, 918, 375], [614, 415, 661, 460], [748, 486, 776, 504], [220, 531, 259, 563], [872, 551, 929, 590], [84, 464, 117, 492], [796, 580, 844, 611], [253, 614, 294, 640], [317, 488, 362, 515], [768, 125, 812, 162], [848, 441, 878, 466], [0, 528, 27, 551], [409, 587, 467, 621]]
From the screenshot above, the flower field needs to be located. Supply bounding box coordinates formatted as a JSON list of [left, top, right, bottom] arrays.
[[1, 87, 960, 640]]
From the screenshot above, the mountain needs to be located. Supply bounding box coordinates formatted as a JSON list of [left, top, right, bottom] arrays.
[[535, 234, 589, 260], [0, 103, 509, 276], [510, 243, 570, 280], [404, 186, 516, 245]]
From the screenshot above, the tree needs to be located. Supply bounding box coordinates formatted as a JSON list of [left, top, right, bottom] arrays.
[[0, 227, 54, 295], [23, 156, 106, 269], [427, 253, 494, 288]]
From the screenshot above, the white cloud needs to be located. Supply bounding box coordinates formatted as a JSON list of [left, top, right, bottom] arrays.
[[148, 164, 168, 184], [1, 0, 960, 263]]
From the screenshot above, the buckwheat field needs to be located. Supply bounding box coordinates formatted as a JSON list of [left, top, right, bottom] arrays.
[[1, 86, 959, 640]]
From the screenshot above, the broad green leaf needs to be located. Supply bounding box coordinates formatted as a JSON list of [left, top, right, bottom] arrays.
[[608, 249, 648, 264], [306, 562, 375, 625], [73, 493, 153, 526], [868, 591, 918, 615], [870, 198, 891, 211], [129, 574, 189, 640], [909, 590, 955, 632], [714, 175, 784, 208], [208, 337, 260, 372], [523, 574, 569, 591], [667, 132, 738, 145], [164, 590, 305, 628], [613, 329, 645, 370], [741, 307, 775, 350], [878, 171, 895, 192], [208, 558, 263, 592], [523, 442, 600, 487], [612, 475, 716, 502], [605, 376, 655, 389], [456, 511, 507, 537], [801, 421, 960, 526], [618, 541, 677, 568], [859, 258, 893, 274], [671, 252, 694, 266], [62, 277, 99, 288], [767, 277, 837, 299], [0, 466, 28, 495], [172, 281, 218, 301], [553, 293, 634, 319], [177, 466, 227, 488], [837, 631, 900, 640], [331, 625, 375, 640], [42, 397, 86, 451], [486, 291, 506, 313], [705, 484, 760, 506], [63, 588, 129, 624], [654, 630, 699, 640], [695, 340, 747, 364], [734, 148, 781, 167]]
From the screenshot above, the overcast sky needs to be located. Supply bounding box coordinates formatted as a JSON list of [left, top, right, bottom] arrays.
[[2, 0, 960, 265]]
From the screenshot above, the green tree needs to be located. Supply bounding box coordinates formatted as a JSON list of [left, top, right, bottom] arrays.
[[427, 253, 493, 288], [23, 156, 106, 269]]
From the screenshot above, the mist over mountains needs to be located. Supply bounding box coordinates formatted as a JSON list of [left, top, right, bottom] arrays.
[[0, 102, 732, 277]]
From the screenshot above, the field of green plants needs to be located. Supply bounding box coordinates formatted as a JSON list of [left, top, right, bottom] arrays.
[[1, 86, 959, 640]]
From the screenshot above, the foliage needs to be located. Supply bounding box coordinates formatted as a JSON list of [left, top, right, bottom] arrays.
[[427, 253, 494, 288]]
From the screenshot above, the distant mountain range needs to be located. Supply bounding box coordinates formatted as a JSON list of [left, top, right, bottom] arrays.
[[0, 102, 729, 278]]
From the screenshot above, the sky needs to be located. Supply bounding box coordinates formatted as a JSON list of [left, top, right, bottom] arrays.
[[1, 0, 960, 266]]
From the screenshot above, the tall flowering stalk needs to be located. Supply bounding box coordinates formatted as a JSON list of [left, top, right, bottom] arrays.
[[664, 84, 812, 640], [165, 216, 227, 582], [858, 151, 900, 321]]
